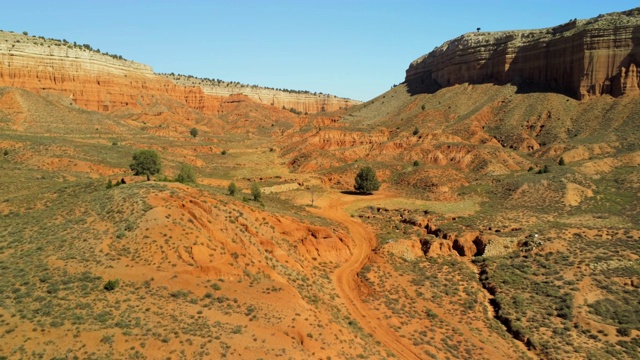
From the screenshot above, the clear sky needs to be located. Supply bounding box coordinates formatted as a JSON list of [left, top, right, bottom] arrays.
[[1, 1, 638, 101]]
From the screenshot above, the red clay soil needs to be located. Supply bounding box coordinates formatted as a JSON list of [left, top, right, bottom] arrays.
[[311, 191, 424, 360]]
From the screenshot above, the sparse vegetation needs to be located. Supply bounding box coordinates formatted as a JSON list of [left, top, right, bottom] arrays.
[[190, 127, 199, 138], [2, 13, 640, 359]]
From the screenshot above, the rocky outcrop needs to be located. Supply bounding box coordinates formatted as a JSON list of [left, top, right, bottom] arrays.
[[406, 8, 640, 99], [163, 74, 361, 113]]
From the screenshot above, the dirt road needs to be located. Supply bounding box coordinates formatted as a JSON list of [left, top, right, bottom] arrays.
[[312, 192, 423, 360]]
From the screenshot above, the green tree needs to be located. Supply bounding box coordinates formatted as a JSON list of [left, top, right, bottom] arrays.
[[354, 166, 381, 194], [190, 127, 199, 138], [413, 127, 420, 136], [251, 182, 262, 201], [175, 163, 196, 184], [227, 181, 238, 196], [558, 157, 566, 166], [3, 149, 8, 156], [130, 150, 161, 181]]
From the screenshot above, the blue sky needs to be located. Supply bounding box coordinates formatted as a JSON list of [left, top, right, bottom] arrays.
[[1, 1, 638, 101]]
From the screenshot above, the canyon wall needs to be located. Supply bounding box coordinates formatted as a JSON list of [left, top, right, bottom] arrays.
[[406, 8, 640, 99], [163, 75, 361, 113]]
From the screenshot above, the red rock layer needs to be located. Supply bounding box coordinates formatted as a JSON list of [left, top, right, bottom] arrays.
[[406, 8, 640, 99], [162, 74, 362, 113], [0, 51, 226, 114]]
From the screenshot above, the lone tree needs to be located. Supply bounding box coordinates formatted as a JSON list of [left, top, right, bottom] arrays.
[[130, 150, 161, 181], [354, 166, 381, 194], [251, 182, 262, 201], [190, 127, 199, 138], [175, 163, 196, 184], [227, 181, 238, 196]]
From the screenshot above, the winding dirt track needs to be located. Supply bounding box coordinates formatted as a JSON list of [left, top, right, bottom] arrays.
[[311, 192, 423, 360]]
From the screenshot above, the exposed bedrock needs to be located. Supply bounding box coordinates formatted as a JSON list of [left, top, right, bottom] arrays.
[[406, 8, 640, 99]]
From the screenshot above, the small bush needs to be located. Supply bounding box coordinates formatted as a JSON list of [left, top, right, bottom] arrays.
[[221, 149, 228, 155], [227, 182, 238, 196], [413, 127, 420, 136], [558, 157, 566, 166], [3, 149, 9, 156], [413, 160, 420, 167], [190, 127, 199, 138], [536, 165, 550, 174], [617, 327, 632, 337], [251, 182, 262, 201], [175, 163, 197, 184], [104, 279, 120, 291]]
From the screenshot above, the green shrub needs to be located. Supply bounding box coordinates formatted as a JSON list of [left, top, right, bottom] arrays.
[[558, 157, 566, 166], [617, 327, 632, 337], [175, 163, 197, 184], [104, 279, 120, 291], [537, 165, 550, 174], [251, 182, 262, 201], [413, 127, 420, 136], [190, 127, 199, 138], [227, 181, 238, 196], [413, 160, 420, 167]]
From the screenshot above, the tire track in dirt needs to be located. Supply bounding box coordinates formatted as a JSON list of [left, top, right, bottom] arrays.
[[312, 192, 423, 360]]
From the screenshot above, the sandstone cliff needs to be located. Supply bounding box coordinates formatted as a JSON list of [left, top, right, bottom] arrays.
[[0, 31, 229, 114], [406, 8, 640, 99], [0, 31, 356, 115], [163, 74, 361, 113]]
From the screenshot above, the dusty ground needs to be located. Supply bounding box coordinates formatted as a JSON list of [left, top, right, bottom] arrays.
[[1, 79, 639, 360]]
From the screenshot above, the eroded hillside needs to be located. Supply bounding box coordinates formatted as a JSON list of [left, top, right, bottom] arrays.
[[1, 7, 640, 360]]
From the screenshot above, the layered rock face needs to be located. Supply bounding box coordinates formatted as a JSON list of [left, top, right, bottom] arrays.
[[0, 31, 228, 114], [163, 74, 361, 113], [406, 8, 640, 99]]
